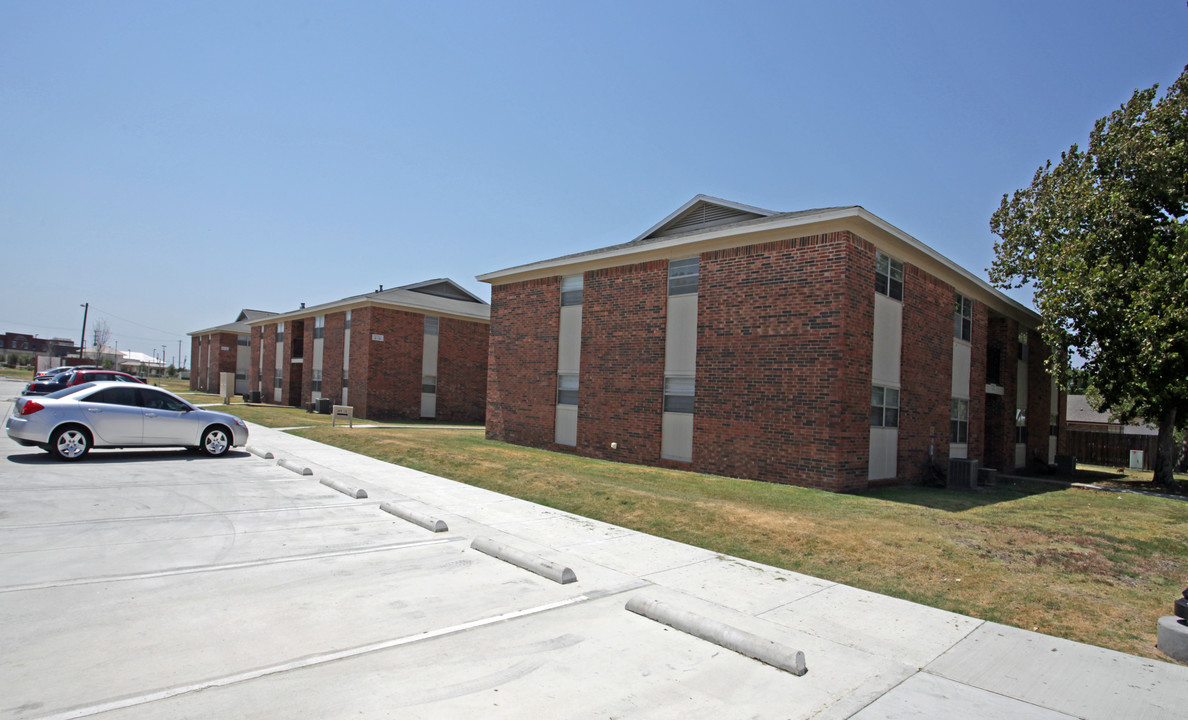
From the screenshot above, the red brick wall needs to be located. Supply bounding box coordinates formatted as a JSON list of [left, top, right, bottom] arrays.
[[189, 337, 201, 391], [695, 232, 873, 491], [261, 324, 279, 404], [348, 309, 371, 419], [984, 317, 1021, 471], [578, 261, 668, 463], [437, 317, 489, 423], [248, 327, 262, 397], [898, 266, 955, 480], [321, 312, 346, 406], [1026, 330, 1054, 470], [357, 306, 423, 420], [486, 277, 560, 446], [968, 302, 988, 461], [300, 319, 314, 405]]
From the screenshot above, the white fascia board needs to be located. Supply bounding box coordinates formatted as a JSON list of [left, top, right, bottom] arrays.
[[245, 293, 490, 328], [478, 207, 861, 283]]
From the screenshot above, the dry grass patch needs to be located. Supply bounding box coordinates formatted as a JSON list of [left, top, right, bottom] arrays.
[[291, 425, 1188, 664]]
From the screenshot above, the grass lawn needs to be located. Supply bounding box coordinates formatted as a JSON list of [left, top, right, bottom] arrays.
[[282, 422, 1188, 664]]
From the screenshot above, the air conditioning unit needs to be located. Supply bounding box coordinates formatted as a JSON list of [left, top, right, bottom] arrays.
[[314, 397, 332, 414], [244, 391, 262, 403], [947, 458, 980, 490]]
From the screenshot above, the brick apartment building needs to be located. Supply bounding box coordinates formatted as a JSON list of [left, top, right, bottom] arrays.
[[478, 195, 1065, 492], [189, 310, 277, 395], [246, 279, 489, 423], [1, 332, 77, 359]]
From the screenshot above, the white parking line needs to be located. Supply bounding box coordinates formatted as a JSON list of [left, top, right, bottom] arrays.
[[37, 595, 592, 720], [0, 501, 379, 529], [0, 537, 459, 593]]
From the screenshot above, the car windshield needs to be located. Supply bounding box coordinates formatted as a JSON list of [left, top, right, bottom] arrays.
[[51, 372, 70, 381], [45, 383, 95, 399]]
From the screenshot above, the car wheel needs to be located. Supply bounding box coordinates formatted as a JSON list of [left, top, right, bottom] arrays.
[[50, 426, 91, 461], [200, 426, 231, 457]]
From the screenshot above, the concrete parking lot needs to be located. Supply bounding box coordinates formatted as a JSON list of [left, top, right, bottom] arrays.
[[2, 377, 1186, 719]]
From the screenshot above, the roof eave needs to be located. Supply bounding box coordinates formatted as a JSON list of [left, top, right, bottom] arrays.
[[478, 206, 1039, 326]]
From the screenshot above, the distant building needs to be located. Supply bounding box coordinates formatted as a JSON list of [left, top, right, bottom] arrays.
[[0, 332, 78, 361], [1065, 395, 1158, 436], [245, 279, 489, 423], [189, 310, 278, 395], [479, 195, 1066, 492]]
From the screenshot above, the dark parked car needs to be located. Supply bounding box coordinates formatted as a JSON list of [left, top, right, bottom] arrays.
[[32, 365, 100, 382], [23, 369, 145, 396]]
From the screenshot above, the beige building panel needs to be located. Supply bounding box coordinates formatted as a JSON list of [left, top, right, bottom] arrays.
[[871, 294, 902, 386], [661, 412, 694, 463], [664, 294, 698, 376]]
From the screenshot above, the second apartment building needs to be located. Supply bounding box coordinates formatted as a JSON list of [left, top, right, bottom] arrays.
[[247, 279, 489, 423], [479, 195, 1065, 492]]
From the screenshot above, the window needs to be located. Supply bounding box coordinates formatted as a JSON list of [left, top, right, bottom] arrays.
[[556, 374, 578, 405], [871, 386, 900, 427], [86, 387, 140, 407], [875, 252, 904, 300], [1015, 409, 1028, 443], [425, 316, 439, 335], [668, 257, 699, 295], [313, 316, 324, 339], [560, 275, 583, 306], [235, 373, 246, 381], [1018, 331, 1029, 361], [345, 310, 351, 330], [139, 389, 189, 412], [274, 374, 282, 389], [954, 294, 972, 341], [342, 367, 349, 389], [276, 322, 285, 344], [237, 336, 249, 347], [312, 369, 322, 392], [951, 399, 970, 444], [422, 375, 437, 394], [664, 376, 695, 414]]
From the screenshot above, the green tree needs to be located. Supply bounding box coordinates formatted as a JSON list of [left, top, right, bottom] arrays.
[[990, 66, 1188, 486]]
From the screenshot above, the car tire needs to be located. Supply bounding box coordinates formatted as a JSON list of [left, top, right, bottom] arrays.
[[200, 426, 231, 457], [50, 425, 91, 461]]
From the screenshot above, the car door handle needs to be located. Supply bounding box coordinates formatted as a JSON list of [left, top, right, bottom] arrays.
[[87, 408, 102, 413], [144, 412, 157, 418]]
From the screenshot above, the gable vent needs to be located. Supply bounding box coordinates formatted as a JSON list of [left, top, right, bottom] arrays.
[[652, 202, 765, 238]]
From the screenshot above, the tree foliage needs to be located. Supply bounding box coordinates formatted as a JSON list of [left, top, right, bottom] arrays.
[[990, 66, 1188, 485]]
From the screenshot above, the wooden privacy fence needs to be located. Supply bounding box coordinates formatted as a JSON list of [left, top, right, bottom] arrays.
[[1065, 430, 1158, 470]]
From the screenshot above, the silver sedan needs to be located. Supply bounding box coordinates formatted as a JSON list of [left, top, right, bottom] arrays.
[[6, 381, 249, 460]]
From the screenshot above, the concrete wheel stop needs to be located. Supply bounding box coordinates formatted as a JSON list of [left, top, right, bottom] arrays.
[[246, 446, 274, 459], [625, 594, 807, 676], [320, 478, 367, 499], [470, 537, 576, 584], [1157, 589, 1188, 662], [277, 459, 312, 476], [380, 502, 448, 532]]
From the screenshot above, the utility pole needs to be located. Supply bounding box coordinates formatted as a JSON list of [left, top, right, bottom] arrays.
[[79, 303, 88, 360]]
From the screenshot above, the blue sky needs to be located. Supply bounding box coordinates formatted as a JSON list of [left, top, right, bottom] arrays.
[[2, 1, 1184, 364]]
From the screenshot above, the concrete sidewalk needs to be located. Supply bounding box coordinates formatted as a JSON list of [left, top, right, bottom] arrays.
[[2, 385, 1185, 718]]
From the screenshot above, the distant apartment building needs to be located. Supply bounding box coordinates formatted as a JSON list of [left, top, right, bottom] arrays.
[[189, 310, 277, 395], [1, 332, 77, 359], [245, 279, 489, 423], [479, 195, 1066, 492]]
